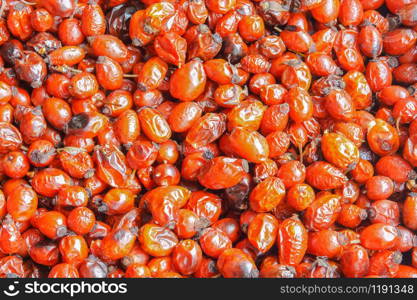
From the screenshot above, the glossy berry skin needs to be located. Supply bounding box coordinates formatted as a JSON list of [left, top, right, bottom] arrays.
[[321, 132, 359, 170], [368, 250, 402, 277], [168, 102, 202, 133], [366, 176, 394, 201], [367, 119, 400, 156], [30, 241, 60, 267], [139, 224, 178, 257], [277, 161, 306, 188], [259, 256, 296, 278], [138, 107, 171, 143], [2, 151, 30, 178], [306, 162, 348, 190], [0, 0, 416, 279], [337, 203, 366, 228], [308, 230, 346, 259], [247, 213, 278, 253], [170, 60, 206, 101], [303, 193, 342, 231], [249, 177, 286, 212], [375, 155, 414, 183], [59, 235, 88, 266], [34, 211, 67, 240], [81, 3, 106, 37], [7, 186, 38, 222], [360, 223, 399, 250], [101, 226, 137, 261], [172, 239, 203, 275], [395, 265, 417, 278], [227, 127, 270, 163], [217, 248, 259, 278], [0, 215, 24, 254], [58, 18, 84, 46], [102, 189, 135, 215], [277, 217, 307, 266], [49, 263, 80, 278], [287, 183, 315, 211], [198, 156, 247, 189], [186, 112, 226, 148], [124, 264, 151, 278], [403, 195, 417, 230], [67, 207, 95, 236], [199, 227, 232, 258], [340, 245, 369, 278]]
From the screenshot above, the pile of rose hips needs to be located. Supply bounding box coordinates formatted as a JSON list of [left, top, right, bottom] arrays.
[[0, 0, 416, 278]]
